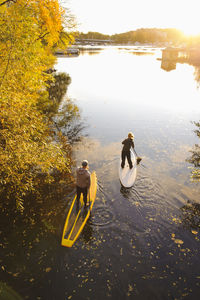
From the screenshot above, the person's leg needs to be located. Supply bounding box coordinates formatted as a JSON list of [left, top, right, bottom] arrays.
[[121, 151, 126, 168], [83, 187, 88, 206], [76, 186, 81, 206], [126, 151, 133, 168]]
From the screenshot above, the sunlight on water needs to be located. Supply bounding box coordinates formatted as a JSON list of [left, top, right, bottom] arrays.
[[56, 47, 200, 117]]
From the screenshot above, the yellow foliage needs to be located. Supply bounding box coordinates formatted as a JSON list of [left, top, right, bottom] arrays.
[[0, 0, 75, 210]]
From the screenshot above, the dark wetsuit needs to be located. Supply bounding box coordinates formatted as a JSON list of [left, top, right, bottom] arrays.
[[121, 138, 134, 168]]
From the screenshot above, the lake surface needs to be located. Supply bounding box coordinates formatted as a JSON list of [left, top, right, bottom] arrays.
[[56, 46, 200, 300], [1, 46, 200, 300]]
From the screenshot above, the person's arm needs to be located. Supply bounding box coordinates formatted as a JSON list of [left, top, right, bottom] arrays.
[[131, 140, 135, 149]]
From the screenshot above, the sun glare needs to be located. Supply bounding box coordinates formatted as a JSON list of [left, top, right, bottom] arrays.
[[68, 0, 200, 37], [181, 25, 200, 37]]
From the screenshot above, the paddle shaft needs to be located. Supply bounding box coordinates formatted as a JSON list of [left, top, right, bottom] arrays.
[[133, 148, 139, 157], [88, 187, 91, 205], [133, 148, 142, 164]]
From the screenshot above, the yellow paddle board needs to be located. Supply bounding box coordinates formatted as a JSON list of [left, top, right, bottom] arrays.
[[61, 171, 97, 247]]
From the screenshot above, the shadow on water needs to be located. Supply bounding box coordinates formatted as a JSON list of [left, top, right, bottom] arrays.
[[0, 185, 73, 300]]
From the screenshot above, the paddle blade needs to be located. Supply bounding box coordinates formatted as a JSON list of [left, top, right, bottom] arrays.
[[137, 157, 142, 165]]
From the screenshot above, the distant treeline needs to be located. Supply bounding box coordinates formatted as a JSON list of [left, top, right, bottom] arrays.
[[78, 28, 200, 45]]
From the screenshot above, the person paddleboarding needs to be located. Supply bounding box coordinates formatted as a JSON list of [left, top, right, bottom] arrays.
[[121, 132, 142, 169]]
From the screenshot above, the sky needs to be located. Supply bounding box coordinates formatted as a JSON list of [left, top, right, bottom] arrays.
[[61, 0, 200, 36]]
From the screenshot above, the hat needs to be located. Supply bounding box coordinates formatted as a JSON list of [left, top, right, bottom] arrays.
[[128, 132, 134, 139], [82, 160, 88, 167]]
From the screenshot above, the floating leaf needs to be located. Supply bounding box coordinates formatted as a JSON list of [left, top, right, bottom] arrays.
[[128, 284, 133, 292], [174, 239, 184, 245], [45, 267, 51, 273], [191, 230, 198, 235]]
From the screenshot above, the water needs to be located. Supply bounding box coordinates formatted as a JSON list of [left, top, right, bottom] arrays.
[[1, 46, 200, 300], [56, 47, 200, 300]]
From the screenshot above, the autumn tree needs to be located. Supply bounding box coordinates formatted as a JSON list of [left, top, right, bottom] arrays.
[[0, 0, 76, 210]]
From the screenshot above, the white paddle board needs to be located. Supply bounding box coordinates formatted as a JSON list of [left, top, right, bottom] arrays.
[[119, 149, 137, 187]]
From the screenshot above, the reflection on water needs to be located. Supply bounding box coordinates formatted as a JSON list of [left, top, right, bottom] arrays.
[[194, 66, 200, 87], [187, 120, 200, 181], [1, 46, 200, 300], [161, 60, 176, 71], [80, 50, 102, 56], [180, 201, 200, 230], [130, 51, 155, 56], [55, 97, 86, 144]]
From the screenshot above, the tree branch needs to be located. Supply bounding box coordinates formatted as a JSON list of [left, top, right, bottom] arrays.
[[35, 31, 50, 42], [0, 0, 16, 7]]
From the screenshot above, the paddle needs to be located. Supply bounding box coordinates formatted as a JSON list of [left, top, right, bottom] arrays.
[[89, 189, 91, 206], [133, 148, 142, 165]]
